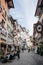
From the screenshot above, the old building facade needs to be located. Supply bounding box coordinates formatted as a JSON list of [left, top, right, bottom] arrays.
[[33, 0, 43, 45], [0, 0, 14, 56]]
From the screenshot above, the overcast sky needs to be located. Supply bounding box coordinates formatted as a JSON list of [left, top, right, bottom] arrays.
[[10, 0, 38, 35]]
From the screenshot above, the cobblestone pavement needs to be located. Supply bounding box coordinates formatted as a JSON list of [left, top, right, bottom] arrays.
[[0, 50, 43, 65]]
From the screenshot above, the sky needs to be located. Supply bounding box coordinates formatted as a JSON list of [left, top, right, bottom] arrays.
[[10, 0, 38, 35]]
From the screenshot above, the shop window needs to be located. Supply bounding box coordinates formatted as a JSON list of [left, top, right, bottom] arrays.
[[1, 44, 6, 48]]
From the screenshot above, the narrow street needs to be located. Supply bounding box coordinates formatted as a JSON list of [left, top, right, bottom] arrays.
[[0, 0, 43, 65], [0, 50, 43, 65]]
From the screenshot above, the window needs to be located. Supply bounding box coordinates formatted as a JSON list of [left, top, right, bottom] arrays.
[[0, 0, 1, 7], [2, 6, 7, 17], [7, 45, 11, 52], [0, 7, 2, 13], [1, 19, 5, 28], [2, 28, 7, 35], [5, 0, 14, 8], [41, 32, 43, 38], [0, 19, 5, 28], [39, 0, 43, 10], [42, 19, 43, 25], [7, 25, 11, 32]]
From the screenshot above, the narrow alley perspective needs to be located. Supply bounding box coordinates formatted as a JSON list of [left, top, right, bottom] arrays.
[[0, 0, 43, 65]]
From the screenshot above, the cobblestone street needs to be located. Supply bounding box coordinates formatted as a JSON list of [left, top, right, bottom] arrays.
[[0, 50, 43, 65]]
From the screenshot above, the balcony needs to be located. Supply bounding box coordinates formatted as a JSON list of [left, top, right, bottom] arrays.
[[0, 27, 7, 42], [8, 32, 13, 42], [0, 27, 7, 36], [0, 34, 7, 41], [8, 32, 13, 38], [7, 37, 13, 45], [0, 39, 7, 44], [7, 21, 13, 33], [0, 27, 7, 38]]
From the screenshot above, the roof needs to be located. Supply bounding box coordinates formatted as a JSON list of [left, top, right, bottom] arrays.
[[5, 0, 14, 9]]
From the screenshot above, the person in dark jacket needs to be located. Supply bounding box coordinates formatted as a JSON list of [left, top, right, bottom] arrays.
[[17, 46, 20, 59]]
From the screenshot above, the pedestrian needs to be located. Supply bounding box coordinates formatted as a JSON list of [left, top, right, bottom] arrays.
[[17, 46, 20, 59]]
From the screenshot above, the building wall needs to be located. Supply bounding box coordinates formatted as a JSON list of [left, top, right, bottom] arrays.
[[34, 0, 43, 46], [0, 0, 14, 55], [0, 0, 8, 30]]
